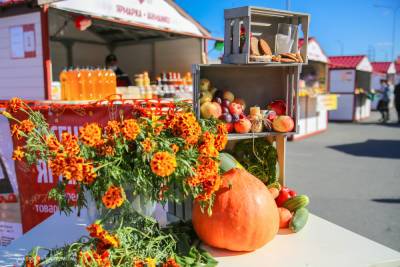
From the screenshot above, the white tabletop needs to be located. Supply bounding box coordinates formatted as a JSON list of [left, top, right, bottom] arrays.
[[0, 211, 399, 267]]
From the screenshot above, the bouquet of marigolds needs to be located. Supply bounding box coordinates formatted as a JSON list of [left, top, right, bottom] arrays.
[[2, 98, 227, 267]]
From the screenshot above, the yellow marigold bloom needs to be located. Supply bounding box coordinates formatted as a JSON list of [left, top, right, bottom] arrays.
[[102, 186, 125, 209], [104, 120, 120, 137], [7, 97, 24, 113], [146, 258, 157, 267], [121, 119, 140, 141], [141, 138, 153, 153], [150, 151, 177, 177], [79, 123, 103, 147], [12, 146, 25, 161], [102, 233, 120, 248], [198, 143, 219, 158]]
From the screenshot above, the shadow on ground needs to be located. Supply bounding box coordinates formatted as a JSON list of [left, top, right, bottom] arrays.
[[328, 139, 400, 159], [371, 198, 400, 204]]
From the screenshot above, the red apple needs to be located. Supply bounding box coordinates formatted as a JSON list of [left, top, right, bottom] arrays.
[[226, 122, 234, 133], [268, 100, 286, 116], [234, 118, 251, 134], [229, 103, 243, 115]]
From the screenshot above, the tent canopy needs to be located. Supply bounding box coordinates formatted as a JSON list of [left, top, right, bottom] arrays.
[[371, 62, 396, 75], [46, 0, 211, 40]]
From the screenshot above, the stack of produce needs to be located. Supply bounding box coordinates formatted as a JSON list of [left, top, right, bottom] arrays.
[[200, 78, 296, 134]]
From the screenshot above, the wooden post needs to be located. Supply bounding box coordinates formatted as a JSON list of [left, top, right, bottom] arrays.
[[276, 134, 286, 186]]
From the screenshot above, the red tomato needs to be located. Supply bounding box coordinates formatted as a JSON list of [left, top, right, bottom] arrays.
[[276, 189, 290, 207], [289, 189, 297, 197]]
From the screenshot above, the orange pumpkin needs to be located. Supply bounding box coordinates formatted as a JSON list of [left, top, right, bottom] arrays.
[[192, 168, 279, 251]]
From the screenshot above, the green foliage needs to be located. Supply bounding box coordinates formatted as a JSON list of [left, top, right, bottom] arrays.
[[232, 138, 278, 184]]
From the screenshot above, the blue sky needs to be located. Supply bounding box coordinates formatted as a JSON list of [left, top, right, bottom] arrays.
[[176, 0, 400, 62]]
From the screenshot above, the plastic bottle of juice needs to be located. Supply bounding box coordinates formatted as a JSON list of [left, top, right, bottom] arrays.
[[67, 68, 78, 100], [108, 69, 117, 96], [103, 68, 110, 99], [79, 67, 91, 100], [92, 68, 101, 99], [86, 68, 94, 100], [60, 68, 68, 100]]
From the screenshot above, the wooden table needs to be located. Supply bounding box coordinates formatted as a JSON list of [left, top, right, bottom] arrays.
[[0, 210, 399, 267]]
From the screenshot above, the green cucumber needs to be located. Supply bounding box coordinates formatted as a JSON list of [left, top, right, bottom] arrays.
[[289, 207, 309, 233], [219, 152, 243, 173], [283, 195, 309, 212]]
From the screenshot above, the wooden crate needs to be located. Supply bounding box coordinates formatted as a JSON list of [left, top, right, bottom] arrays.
[[192, 64, 300, 134], [223, 6, 310, 64]]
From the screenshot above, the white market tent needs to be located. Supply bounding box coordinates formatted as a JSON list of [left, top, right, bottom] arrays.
[[328, 55, 373, 121]]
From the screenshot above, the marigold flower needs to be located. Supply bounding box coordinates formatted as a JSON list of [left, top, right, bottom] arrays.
[[146, 257, 157, 267], [7, 97, 24, 113], [12, 146, 25, 161], [163, 258, 181, 267], [48, 155, 66, 178], [150, 151, 177, 177], [87, 223, 104, 238], [25, 255, 40, 267], [102, 186, 125, 209], [121, 119, 141, 141], [11, 124, 21, 139], [169, 112, 201, 146], [170, 143, 179, 153], [82, 162, 97, 185], [104, 120, 120, 137], [79, 250, 110, 267], [46, 135, 62, 154], [97, 144, 115, 157], [141, 138, 153, 153], [61, 132, 80, 156], [215, 124, 228, 151], [63, 157, 85, 181], [19, 119, 35, 134], [133, 259, 145, 267], [79, 123, 103, 147]]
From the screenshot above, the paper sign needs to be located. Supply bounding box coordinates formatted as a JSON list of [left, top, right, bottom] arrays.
[[317, 94, 338, 111], [9, 24, 36, 59]]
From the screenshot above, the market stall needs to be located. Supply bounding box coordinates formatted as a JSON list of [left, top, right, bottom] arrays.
[[328, 55, 373, 121], [0, 0, 213, 101], [370, 61, 396, 110], [396, 62, 400, 85], [0, 0, 213, 245], [291, 37, 337, 141]]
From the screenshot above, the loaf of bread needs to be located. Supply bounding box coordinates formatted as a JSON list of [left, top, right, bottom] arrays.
[[250, 36, 260, 56], [259, 39, 272, 56]]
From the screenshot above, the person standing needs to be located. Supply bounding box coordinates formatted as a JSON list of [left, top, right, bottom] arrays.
[[105, 54, 132, 86], [377, 79, 390, 123], [395, 81, 400, 124]]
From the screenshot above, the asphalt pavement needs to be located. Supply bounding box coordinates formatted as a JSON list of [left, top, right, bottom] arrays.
[[286, 110, 400, 251]]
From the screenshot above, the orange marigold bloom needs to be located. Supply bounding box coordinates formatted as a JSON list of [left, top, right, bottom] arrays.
[[98, 144, 115, 157], [150, 151, 177, 177], [63, 156, 85, 181], [25, 255, 40, 267], [19, 119, 35, 134], [48, 155, 66, 178], [141, 138, 153, 153], [133, 259, 145, 267], [79, 123, 103, 147], [12, 146, 25, 161], [7, 97, 24, 113], [163, 258, 181, 267], [87, 223, 104, 238], [61, 132, 80, 156], [102, 186, 125, 209], [170, 144, 179, 153], [11, 124, 22, 139], [46, 135, 62, 154], [79, 250, 111, 267], [169, 112, 201, 146], [104, 120, 120, 137], [82, 162, 97, 185], [121, 119, 141, 141], [215, 124, 228, 151]]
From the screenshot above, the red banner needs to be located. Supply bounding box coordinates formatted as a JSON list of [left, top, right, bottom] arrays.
[[9, 100, 176, 233], [11, 105, 119, 233]]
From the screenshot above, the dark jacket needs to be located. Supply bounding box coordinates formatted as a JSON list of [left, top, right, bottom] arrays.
[[395, 83, 400, 105]]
